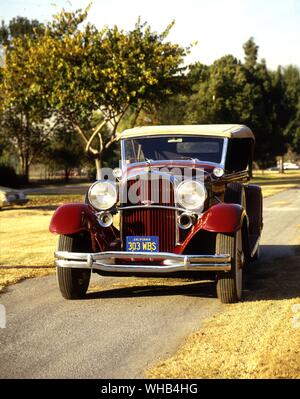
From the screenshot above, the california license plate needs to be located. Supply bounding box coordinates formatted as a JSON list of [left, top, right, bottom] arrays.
[[126, 236, 159, 252]]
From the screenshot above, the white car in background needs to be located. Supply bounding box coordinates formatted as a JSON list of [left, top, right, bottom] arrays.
[[267, 162, 300, 171], [0, 186, 29, 210], [283, 162, 300, 170]]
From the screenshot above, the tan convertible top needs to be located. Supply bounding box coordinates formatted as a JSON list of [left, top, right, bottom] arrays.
[[118, 124, 255, 140]]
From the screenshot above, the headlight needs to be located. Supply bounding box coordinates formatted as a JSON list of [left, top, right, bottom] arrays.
[[176, 180, 207, 210], [88, 180, 117, 210]]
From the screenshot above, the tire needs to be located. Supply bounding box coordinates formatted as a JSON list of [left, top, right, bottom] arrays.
[[57, 234, 91, 300], [216, 229, 244, 303]]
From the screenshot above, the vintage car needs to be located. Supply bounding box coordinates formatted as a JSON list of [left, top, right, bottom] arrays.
[[0, 186, 29, 210], [50, 124, 263, 303]]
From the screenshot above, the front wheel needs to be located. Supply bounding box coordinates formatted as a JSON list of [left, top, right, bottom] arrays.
[[57, 234, 91, 300], [216, 229, 244, 304]]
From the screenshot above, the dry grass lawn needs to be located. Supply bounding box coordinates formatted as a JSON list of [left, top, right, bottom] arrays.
[[0, 208, 57, 292], [0, 209, 57, 267], [0, 193, 85, 292]]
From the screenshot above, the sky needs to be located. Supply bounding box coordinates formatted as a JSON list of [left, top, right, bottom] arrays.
[[0, 0, 300, 69]]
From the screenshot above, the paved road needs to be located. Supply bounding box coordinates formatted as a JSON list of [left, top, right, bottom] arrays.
[[0, 188, 299, 378]]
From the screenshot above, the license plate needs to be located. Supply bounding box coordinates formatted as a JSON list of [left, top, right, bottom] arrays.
[[126, 236, 159, 253]]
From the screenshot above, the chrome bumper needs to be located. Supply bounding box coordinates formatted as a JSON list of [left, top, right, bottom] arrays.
[[55, 251, 231, 273]]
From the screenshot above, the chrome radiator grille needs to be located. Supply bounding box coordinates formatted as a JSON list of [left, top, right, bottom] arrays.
[[120, 175, 176, 252]]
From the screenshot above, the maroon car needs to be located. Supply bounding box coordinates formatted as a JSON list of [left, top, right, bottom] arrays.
[[50, 125, 263, 303]]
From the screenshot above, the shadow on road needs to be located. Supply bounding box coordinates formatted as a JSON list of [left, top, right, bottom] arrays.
[[85, 244, 300, 302], [243, 244, 300, 302], [86, 280, 216, 300]]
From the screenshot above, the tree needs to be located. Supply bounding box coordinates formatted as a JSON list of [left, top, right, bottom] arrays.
[[242, 40, 287, 169], [185, 55, 249, 124], [183, 39, 291, 170], [267, 67, 293, 172], [244, 58, 276, 168], [0, 17, 50, 181], [282, 65, 300, 156], [25, 7, 188, 177], [0, 16, 43, 47], [243, 37, 259, 70]]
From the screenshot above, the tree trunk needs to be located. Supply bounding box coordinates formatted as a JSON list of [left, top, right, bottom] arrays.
[[64, 168, 70, 182], [131, 105, 143, 128], [19, 155, 30, 183], [280, 155, 284, 174]]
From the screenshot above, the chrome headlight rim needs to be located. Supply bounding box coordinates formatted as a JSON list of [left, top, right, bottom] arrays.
[[88, 180, 118, 211], [176, 179, 207, 211], [213, 166, 224, 178]]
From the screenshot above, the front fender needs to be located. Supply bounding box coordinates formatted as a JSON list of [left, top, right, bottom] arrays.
[[49, 203, 96, 235], [201, 203, 247, 233], [177, 203, 247, 254]]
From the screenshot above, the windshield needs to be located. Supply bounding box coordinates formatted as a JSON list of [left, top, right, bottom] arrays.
[[123, 136, 224, 164]]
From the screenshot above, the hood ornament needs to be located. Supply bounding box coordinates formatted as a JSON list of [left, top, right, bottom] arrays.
[[141, 199, 155, 206]]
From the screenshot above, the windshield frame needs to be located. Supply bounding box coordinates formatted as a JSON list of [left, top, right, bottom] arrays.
[[121, 135, 228, 169]]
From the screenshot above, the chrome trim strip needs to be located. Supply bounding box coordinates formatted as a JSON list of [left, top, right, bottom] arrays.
[[55, 251, 232, 273], [250, 234, 261, 258], [120, 139, 126, 170], [124, 158, 223, 171], [220, 138, 228, 169]]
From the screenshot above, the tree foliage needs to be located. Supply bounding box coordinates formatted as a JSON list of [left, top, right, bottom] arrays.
[[0, 16, 44, 46], [1, 8, 300, 179], [281, 66, 300, 153], [243, 37, 259, 70], [0, 17, 50, 181], [161, 38, 300, 168], [22, 7, 188, 176]]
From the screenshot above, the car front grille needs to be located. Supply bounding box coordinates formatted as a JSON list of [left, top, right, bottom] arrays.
[[120, 174, 176, 252]]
